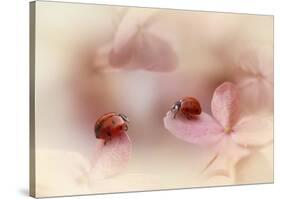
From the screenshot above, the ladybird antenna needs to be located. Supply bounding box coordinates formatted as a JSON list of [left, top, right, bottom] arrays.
[[119, 113, 129, 122]]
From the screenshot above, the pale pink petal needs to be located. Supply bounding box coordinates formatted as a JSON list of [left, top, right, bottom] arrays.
[[203, 136, 249, 180], [109, 9, 177, 71], [234, 46, 273, 113], [90, 133, 132, 180], [231, 114, 273, 147], [132, 31, 178, 72], [256, 46, 273, 80], [238, 76, 273, 113], [235, 45, 273, 79], [163, 111, 224, 145], [110, 29, 177, 71], [203, 153, 236, 185], [36, 149, 91, 197], [237, 77, 257, 89], [109, 20, 137, 66], [236, 150, 273, 184], [215, 135, 250, 166], [211, 82, 240, 129], [236, 47, 261, 76], [109, 9, 155, 66], [110, 8, 159, 59]]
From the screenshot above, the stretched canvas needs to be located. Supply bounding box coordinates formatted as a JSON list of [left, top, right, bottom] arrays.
[[30, 1, 274, 198]]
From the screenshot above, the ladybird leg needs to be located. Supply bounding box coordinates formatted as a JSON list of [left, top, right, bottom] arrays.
[[123, 124, 128, 131], [185, 113, 193, 120], [173, 111, 178, 119], [107, 131, 112, 141]]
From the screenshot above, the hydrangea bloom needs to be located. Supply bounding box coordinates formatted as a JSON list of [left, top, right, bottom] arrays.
[[36, 133, 132, 196], [233, 46, 273, 113], [93, 8, 178, 72], [164, 82, 273, 182]]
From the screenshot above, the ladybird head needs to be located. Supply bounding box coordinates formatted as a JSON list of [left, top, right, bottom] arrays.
[[171, 100, 181, 118], [94, 123, 102, 138], [119, 113, 129, 123]]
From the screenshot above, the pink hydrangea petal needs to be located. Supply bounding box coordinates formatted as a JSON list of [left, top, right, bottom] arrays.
[[216, 135, 250, 165], [203, 136, 250, 179], [203, 154, 235, 184], [235, 45, 273, 79], [231, 114, 273, 147], [36, 149, 92, 197], [109, 20, 137, 66], [109, 9, 156, 67], [236, 149, 273, 184], [238, 76, 273, 113], [132, 31, 178, 72], [90, 133, 132, 180], [109, 10, 177, 71], [211, 82, 240, 129], [163, 111, 224, 145]]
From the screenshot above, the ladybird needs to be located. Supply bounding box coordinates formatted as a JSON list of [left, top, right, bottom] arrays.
[[94, 112, 129, 144], [171, 97, 201, 119]]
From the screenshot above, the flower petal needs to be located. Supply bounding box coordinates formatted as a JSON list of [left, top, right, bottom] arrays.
[[109, 9, 156, 67], [132, 31, 178, 72], [109, 9, 177, 71], [203, 136, 250, 181], [90, 132, 132, 180], [238, 77, 273, 113], [211, 82, 240, 128], [234, 45, 273, 80], [231, 113, 273, 147], [215, 135, 250, 166], [236, 150, 273, 184], [36, 149, 91, 197], [163, 111, 224, 145], [109, 20, 137, 66]]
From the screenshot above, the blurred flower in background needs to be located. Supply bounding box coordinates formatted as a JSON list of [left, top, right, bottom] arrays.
[[93, 8, 178, 72], [36, 133, 132, 197], [231, 45, 273, 114]]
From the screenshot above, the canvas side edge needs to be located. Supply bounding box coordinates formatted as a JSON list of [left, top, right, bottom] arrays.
[[29, 1, 36, 198]]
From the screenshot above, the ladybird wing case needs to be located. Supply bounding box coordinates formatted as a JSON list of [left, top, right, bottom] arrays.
[[95, 112, 116, 137], [182, 97, 201, 115], [95, 113, 115, 128]]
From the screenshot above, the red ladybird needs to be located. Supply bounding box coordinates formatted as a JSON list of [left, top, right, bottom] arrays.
[[171, 97, 201, 119], [95, 112, 129, 144]]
